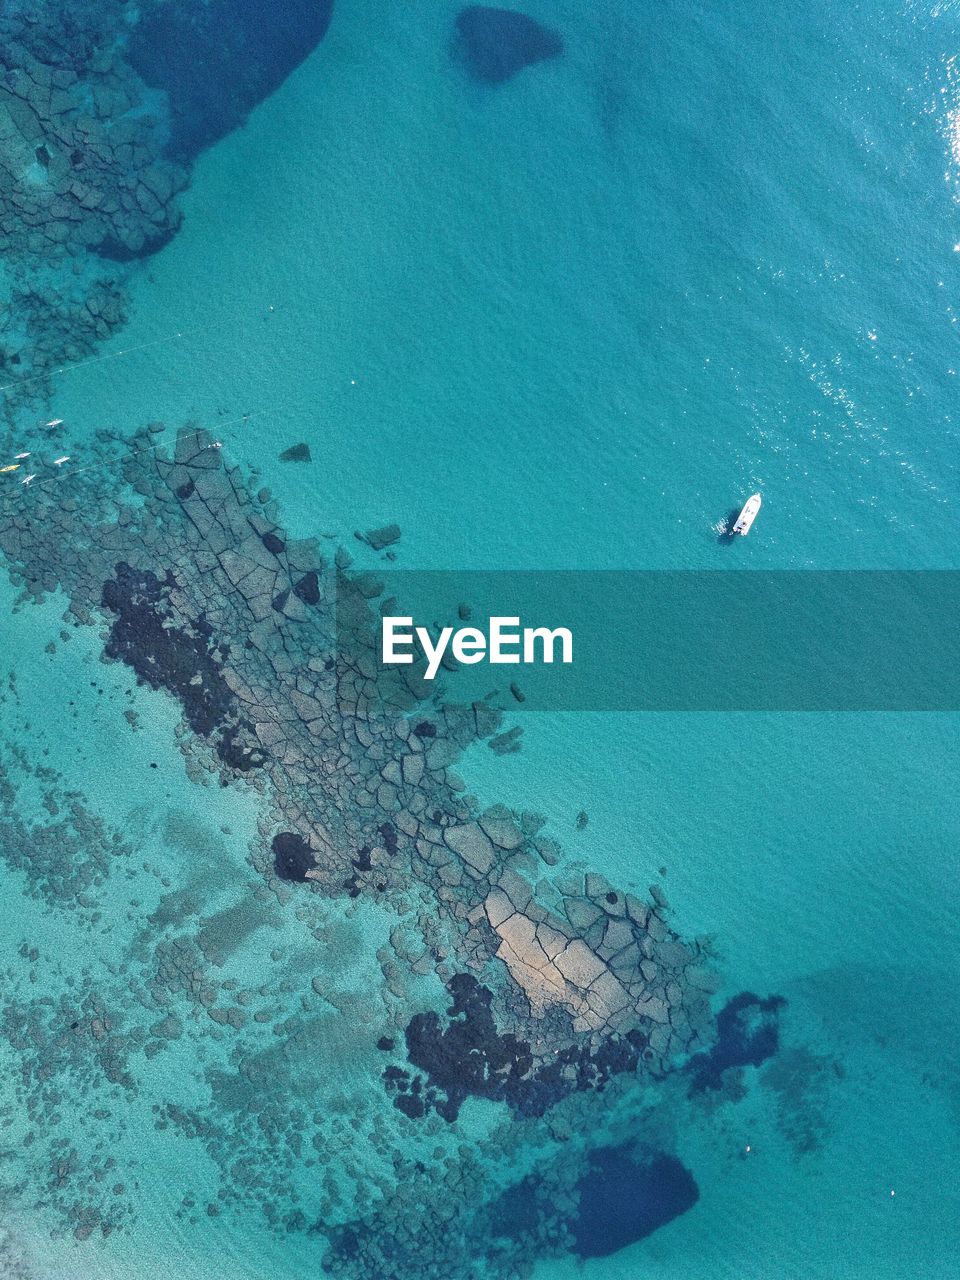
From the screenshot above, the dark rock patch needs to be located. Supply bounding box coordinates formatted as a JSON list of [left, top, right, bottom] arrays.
[[352, 845, 373, 872], [686, 991, 785, 1093], [325, 1221, 364, 1262], [489, 724, 523, 754], [387, 974, 650, 1122], [487, 1174, 541, 1241], [101, 562, 265, 772], [271, 832, 315, 882], [101, 563, 233, 738], [357, 523, 401, 551], [293, 570, 321, 606], [394, 975, 531, 1121], [279, 441, 312, 462], [94, 220, 182, 263], [127, 0, 335, 160], [454, 6, 563, 84], [217, 722, 266, 772], [262, 532, 285, 555], [572, 1147, 699, 1257]]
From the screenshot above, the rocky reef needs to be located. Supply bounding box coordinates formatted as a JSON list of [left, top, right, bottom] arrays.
[[686, 990, 786, 1093], [0, 421, 758, 1272], [2, 425, 718, 1084], [0, 4, 186, 261], [0, 3, 178, 400], [0, 408, 809, 1280], [0, 1, 333, 411]]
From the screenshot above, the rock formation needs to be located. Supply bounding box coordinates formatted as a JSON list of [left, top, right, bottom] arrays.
[[0, 1, 334, 411], [0, 422, 791, 1276], [454, 6, 564, 84]]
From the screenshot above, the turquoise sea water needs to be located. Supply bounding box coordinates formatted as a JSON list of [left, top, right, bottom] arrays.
[[2, 0, 960, 1276]]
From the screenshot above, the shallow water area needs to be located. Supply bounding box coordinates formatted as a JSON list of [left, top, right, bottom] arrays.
[[0, 579, 429, 1280]]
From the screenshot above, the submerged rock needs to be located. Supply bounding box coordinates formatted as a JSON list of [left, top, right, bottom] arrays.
[[388, 973, 652, 1122], [572, 1147, 699, 1257], [359, 523, 401, 551], [100, 559, 264, 772], [293, 570, 321, 605], [101, 563, 233, 738], [454, 6, 563, 84], [686, 991, 786, 1093], [489, 724, 523, 754], [127, 0, 335, 159], [487, 1174, 541, 1242], [279, 441, 312, 463], [271, 831, 315, 882]]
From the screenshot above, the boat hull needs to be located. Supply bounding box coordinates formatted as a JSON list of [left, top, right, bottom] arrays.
[[731, 492, 762, 536]]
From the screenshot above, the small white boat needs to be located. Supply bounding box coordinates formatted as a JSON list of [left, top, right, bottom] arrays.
[[14, 452, 30, 459], [21, 474, 36, 486], [52, 455, 70, 466], [45, 418, 64, 428], [731, 492, 762, 536]]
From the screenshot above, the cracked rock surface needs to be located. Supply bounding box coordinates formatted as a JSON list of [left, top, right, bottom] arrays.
[[0, 426, 717, 1097]]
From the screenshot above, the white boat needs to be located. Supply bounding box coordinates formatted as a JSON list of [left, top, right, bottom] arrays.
[[14, 452, 30, 459], [731, 492, 762, 536], [52, 455, 70, 466], [21, 474, 36, 486], [45, 418, 64, 428]]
